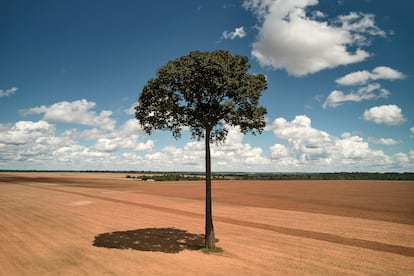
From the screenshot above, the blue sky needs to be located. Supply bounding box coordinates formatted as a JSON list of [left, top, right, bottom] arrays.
[[1, 0, 413, 172]]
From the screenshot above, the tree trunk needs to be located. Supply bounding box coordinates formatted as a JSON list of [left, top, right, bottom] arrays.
[[205, 128, 215, 249]]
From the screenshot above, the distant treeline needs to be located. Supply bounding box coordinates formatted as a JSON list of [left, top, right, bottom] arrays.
[[126, 173, 230, 181], [228, 172, 414, 181], [120, 171, 414, 181], [126, 174, 206, 181], [1, 170, 413, 180], [126, 172, 414, 181]]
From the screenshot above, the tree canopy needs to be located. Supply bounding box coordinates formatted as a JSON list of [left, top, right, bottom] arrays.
[[135, 50, 267, 143]]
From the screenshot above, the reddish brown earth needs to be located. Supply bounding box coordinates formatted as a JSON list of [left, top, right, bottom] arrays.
[[1, 172, 414, 275]]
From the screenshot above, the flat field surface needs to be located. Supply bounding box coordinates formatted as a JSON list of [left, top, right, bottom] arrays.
[[1, 172, 414, 275]]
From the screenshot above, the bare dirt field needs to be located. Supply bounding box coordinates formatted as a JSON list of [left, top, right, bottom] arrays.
[[1, 172, 413, 275]]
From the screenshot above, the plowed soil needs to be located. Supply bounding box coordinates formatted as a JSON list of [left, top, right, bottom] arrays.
[[1, 172, 413, 275]]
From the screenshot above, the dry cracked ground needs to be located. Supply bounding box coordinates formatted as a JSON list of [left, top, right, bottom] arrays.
[[1, 172, 414, 275]]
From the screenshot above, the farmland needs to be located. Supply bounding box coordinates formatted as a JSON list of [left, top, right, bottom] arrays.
[[1, 172, 413, 275]]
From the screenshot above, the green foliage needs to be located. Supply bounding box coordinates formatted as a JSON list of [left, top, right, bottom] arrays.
[[201, 246, 223, 254], [126, 172, 414, 181], [125, 173, 225, 181], [135, 50, 267, 143], [224, 172, 414, 181]]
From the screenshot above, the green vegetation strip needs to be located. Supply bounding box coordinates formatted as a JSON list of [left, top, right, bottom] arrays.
[[201, 247, 223, 254]]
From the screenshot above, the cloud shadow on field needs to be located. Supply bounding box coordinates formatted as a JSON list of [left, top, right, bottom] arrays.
[[92, 227, 204, 253]]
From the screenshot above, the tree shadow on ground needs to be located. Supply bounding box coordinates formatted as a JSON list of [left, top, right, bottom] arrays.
[[92, 228, 205, 253]]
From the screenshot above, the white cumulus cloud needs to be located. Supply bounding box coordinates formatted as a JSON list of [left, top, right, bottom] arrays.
[[367, 137, 400, 145], [267, 115, 405, 171], [336, 66, 406, 86], [270, 144, 289, 159], [222, 26, 247, 40], [271, 115, 335, 163], [338, 12, 385, 44], [92, 138, 154, 153], [323, 66, 405, 108], [363, 105, 406, 126], [157, 126, 269, 171], [0, 120, 55, 146], [0, 87, 18, 98], [64, 118, 150, 153], [20, 99, 116, 130], [0, 117, 153, 170], [323, 83, 389, 108], [243, 0, 385, 76], [0, 120, 81, 168]]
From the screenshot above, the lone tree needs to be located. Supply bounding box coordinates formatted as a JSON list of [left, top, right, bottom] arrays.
[[135, 50, 267, 249]]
